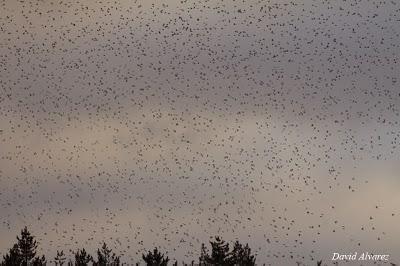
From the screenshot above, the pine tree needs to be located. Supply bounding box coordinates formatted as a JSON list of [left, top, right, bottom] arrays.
[[55, 250, 66, 266], [94, 243, 120, 266], [1, 244, 22, 266], [32, 255, 46, 266], [199, 243, 209, 266], [74, 248, 92, 266], [1, 228, 47, 266], [199, 237, 257, 266], [142, 248, 169, 266], [206, 237, 230, 265], [229, 241, 255, 266], [17, 226, 38, 266]]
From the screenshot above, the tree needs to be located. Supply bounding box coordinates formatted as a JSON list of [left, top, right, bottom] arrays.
[[1, 244, 22, 266], [199, 237, 257, 266], [229, 241, 255, 266], [55, 250, 66, 266], [199, 243, 209, 266], [142, 248, 169, 266], [1, 227, 46, 266], [74, 248, 92, 266], [94, 243, 120, 266], [17, 226, 38, 266], [32, 255, 47, 266], [205, 237, 230, 265]]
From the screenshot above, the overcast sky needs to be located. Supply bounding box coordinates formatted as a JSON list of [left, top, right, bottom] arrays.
[[1, 0, 400, 264]]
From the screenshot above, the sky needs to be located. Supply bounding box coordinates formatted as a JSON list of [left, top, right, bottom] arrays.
[[0, 0, 400, 265]]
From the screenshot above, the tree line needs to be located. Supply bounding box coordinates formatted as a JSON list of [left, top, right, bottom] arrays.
[[1, 227, 256, 266], [4, 227, 391, 266]]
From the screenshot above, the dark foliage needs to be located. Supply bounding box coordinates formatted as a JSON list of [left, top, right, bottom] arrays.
[[54, 251, 66, 266], [74, 248, 92, 266], [94, 243, 120, 266], [1, 227, 46, 266], [32, 255, 47, 266], [17, 227, 38, 266], [199, 243, 208, 266], [1, 244, 22, 266], [207, 236, 230, 265], [229, 241, 256, 266], [1, 228, 381, 266], [142, 248, 169, 266], [199, 237, 256, 266]]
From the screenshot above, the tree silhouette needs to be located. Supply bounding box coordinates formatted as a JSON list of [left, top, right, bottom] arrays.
[[206, 237, 230, 265], [55, 250, 66, 266], [199, 243, 209, 266], [94, 243, 120, 266], [74, 248, 92, 266], [1, 227, 46, 266], [32, 255, 47, 266], [1, 244, 22, 266], [199, 237, 257, 266], [229, 241, 256, 266], [1, 229, 384, 265], [142, 247, 169, 266], [17, 226, 38, 265]]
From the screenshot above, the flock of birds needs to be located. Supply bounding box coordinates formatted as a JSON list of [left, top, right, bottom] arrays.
[[0, 0, 399, 264]]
